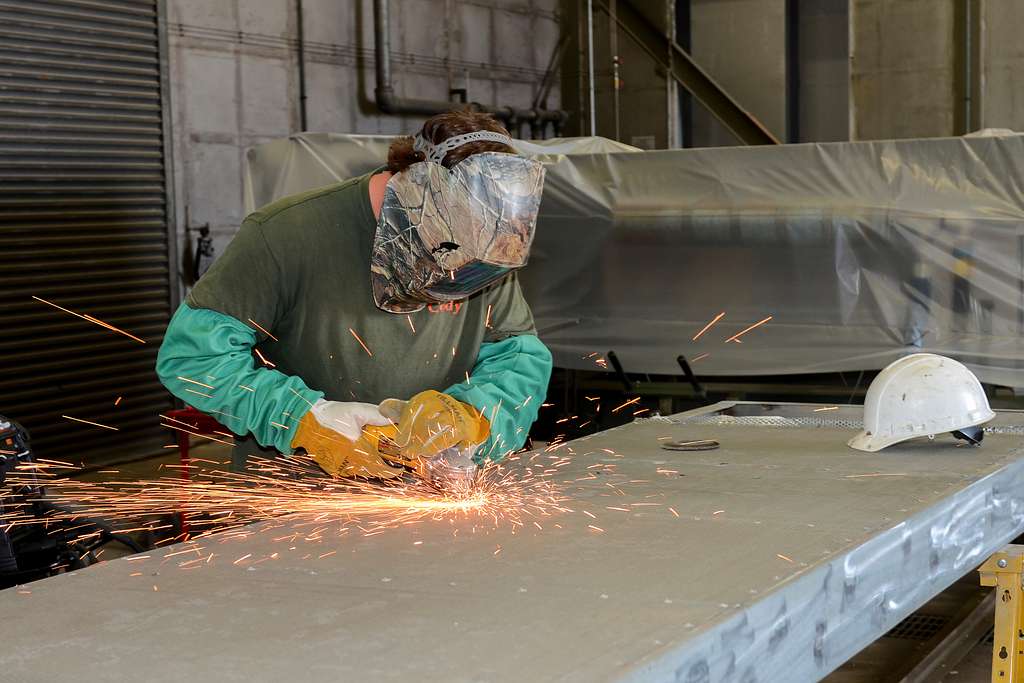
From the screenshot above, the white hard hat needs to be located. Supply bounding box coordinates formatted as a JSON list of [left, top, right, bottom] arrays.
[[848, 353, 995, 452]]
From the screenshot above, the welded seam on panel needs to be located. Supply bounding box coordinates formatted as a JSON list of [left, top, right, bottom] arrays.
[[643, 414, 1024, 435]]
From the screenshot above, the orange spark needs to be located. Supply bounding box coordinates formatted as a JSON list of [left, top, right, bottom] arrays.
[[288, 387, 315, 409], [725, 316, 773, 343], [844, 473, 908, 479], [407, 315, 416, 333], [668, 507, 679, 517], [160, 422, 234, 447], [691, 353, 710, 363], [178, 376, 214, 390], [253, 348, 276, 368], [692, 311, 725, 341], [31, 295, 146, 344], [349, 328, 373, 357], [114, 396, 123, 406], [0, 451, 569, 558], [62, 415, 118, 431], [611, 397, 641, 413], [247, 318, 278, 341], [776, 553, 795, 563], [813, 406, 839, 412]]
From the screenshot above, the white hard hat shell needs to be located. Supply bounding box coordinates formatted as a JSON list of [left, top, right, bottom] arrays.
[[848, 353, 995, 452]]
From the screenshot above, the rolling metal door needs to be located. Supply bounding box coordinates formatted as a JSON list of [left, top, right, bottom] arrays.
[[0, 0, 176, 463]]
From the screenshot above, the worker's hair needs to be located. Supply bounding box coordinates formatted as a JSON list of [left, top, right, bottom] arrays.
[[387, 110, 515, 173]]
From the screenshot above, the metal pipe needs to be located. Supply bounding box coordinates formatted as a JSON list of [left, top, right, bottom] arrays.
[[610, 0, 620, 141], [963, 0, 972, 131], [373, 0, 454, 115], [586, 0, 597, 135], [953, 0, 982, 135], [297, 0, 308, 131], [785, 0, 799, 143]]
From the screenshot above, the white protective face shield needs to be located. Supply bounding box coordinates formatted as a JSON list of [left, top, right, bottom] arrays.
[[848, 353, 995, 452]]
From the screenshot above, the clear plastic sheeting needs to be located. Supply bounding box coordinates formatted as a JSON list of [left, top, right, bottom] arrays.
[[242, 133, 640, 214], [244, 133, 1024, 387]]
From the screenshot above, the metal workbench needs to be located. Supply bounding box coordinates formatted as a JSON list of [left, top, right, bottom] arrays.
[[1, 402, 1022, 682]]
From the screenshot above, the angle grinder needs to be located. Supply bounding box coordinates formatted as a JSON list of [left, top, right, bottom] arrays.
[[364, 423, 480, 492]]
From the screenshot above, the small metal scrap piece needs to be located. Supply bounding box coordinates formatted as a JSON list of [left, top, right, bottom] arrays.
[[661, 439, 720, 452]]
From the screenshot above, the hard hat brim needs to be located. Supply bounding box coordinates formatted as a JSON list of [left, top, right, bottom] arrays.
[[847, 430, 899, 452], [847, 408, 997, 453]]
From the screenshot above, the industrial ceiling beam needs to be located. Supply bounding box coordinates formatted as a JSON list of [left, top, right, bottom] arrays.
[[597, 0, 781, 145]]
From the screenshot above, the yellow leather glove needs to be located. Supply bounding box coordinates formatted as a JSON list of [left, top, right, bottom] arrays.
[[290, 400, 403, 479], [379, 390, 490, 461]]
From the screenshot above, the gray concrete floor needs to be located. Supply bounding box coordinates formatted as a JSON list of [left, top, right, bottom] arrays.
[[940, 641, 994, 682]]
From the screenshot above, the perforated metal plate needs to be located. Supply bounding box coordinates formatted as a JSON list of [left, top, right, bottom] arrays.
[[884, 613, 950, 642]]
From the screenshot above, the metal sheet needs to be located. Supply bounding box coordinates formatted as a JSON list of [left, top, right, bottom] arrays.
[[1, 402, 1022, 682]]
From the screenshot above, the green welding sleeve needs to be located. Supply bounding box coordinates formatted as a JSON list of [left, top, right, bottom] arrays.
[[443, 334, 552, 462], [156, 303, 324, 452]]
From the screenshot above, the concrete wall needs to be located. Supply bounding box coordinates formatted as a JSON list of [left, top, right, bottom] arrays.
[[850, 0, 955, 140], [982, 0, 1024, 131], [166, 0, 561, 288], [689, 0, 787, 147], [851, 0, 1024, 139]]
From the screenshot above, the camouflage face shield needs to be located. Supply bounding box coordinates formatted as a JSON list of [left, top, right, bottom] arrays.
[[370, 141, 546, 314]]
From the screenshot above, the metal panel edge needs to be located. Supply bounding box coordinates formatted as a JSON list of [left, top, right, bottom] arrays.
[[618, 417, 1024, 682]]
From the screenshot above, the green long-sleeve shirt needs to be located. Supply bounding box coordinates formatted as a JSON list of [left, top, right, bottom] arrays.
[[156, 170, 551, 463]]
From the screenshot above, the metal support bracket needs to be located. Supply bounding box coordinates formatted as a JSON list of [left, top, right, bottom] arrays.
[[594, 0, 780, 145], [979, 544, 1024, 681]]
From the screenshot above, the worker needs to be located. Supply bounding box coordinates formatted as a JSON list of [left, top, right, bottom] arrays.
[[156, 111, 552, 479]]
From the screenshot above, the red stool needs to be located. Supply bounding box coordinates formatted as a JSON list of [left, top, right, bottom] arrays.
[[163, 406, 231, 536], [163, 406, 231, 480]]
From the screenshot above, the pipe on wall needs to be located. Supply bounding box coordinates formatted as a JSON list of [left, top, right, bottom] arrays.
[[372, 0, 568, 136], [297, 0, 308, 131]]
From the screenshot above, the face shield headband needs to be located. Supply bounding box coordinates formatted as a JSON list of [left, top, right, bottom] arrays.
[[370, 134, 545, 314]]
